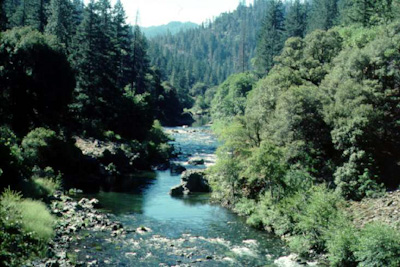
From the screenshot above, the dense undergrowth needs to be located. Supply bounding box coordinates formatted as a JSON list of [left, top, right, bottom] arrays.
[[208, 20, 400, 266]]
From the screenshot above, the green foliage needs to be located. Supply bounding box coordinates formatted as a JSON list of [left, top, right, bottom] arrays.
[[0, 126, 25, 189], [242, 141, 286, 200], [0, 27, 75, 136], [295, 185, 346, 253], [322, 23, 400, 196], [211, 72, 256, 122], [339, 0, 396, 27], [21, 128, 58, 166], [354, 223, 400, 266], [285, 0, 307, 38], [18, 199, 55, 240], [0, 188, 54, 266], [307, 0, 339, 32], [255, 0, 286, 73], [326, 222, 358, 266], [30, 167, 62, 198]]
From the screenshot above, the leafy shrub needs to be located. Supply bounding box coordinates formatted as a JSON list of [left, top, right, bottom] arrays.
[[21, 128, 58, 167], [0, 188, 54, 266], [0, 126, 25, 189], [18, 200, 55, 241], [325, 221, 358, 266], [295, 185, 346, 253], [26, 166, 62, 198], [288, 235, 313, 259], [354, 223, 400, 267]]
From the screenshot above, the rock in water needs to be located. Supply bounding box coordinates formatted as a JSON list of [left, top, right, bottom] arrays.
[[169, 170, 211, 196], [170, 185, 187, 196], [188, 158, 205, 166], [170, 163, 187, 175]]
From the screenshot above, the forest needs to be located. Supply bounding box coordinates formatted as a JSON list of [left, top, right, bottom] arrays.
[[1, 0, 400, 265], [207, 0, 400, 266]]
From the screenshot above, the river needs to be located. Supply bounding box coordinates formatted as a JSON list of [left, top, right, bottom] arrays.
[[69, 127, 289, 266]]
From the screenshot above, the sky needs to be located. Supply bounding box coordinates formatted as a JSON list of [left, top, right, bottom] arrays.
[[117, 0, 253, 27]]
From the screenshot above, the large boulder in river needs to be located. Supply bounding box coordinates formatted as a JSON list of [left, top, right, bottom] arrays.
[[169, 170, 211, 196]]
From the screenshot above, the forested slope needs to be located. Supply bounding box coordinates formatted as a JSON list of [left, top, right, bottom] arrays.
[[207, 0, 400, 265]]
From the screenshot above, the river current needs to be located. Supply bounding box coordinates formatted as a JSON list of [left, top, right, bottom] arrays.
[[70, 127, 289, 266]]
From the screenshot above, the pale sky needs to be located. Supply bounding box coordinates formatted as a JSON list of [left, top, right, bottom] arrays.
[[116, 0, 253, 27]]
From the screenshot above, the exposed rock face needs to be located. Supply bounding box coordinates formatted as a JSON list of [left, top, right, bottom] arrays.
[[169, 170, 211, 196]]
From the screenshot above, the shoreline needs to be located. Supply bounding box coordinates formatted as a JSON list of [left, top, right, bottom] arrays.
[[33, 192, 126, 266]]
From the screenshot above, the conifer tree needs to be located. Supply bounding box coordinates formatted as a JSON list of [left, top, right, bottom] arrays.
[[255, 0, 285, 73], [339, 0, 394, 26], [130, 23, 150, 94], [69, 0, 104, 131], [112, 0, 131, 89], [71, 0, 84, 30], [285, 0, 307, 38], [0, 0, 6, 30], [45, 0, 74, 47], [307, 0, 339, 32]]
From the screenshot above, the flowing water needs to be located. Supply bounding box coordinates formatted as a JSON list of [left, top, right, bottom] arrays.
[[70, 127, 289, 266]]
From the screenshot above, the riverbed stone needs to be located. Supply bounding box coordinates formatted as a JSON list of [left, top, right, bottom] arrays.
[[188, 158, 205, 166], [170, 163, 187, 175], [170, 185, 187, 196], [169, 170, 211, 196]]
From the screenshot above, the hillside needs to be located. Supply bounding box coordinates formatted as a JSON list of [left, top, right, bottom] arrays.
[[147, 2, 270, 91], [141, 21, 198, 38]]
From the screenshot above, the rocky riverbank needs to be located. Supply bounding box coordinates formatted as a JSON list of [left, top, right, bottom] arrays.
[[31, 192, 127, 266], [348, 189, 400, 229]]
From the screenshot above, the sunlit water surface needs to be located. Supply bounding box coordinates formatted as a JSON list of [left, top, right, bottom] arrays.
[[70, 127, 288, 266]]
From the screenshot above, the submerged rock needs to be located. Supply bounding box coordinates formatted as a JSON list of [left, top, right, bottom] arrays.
[[169, 170, 211, 196]]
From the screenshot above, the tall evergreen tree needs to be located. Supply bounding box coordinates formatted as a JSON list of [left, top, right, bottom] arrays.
[[307, 0, 339, 32], [45, 0, 74, 47], [255, 0, 285, 73], [9, 0, 27, 27], [285, 0, 307, 38], [71, 0, 84, 30], [130, 23, 150, 94], [339, 0, 394, 26], [0, 0, 6, 30], [69, 0, 104, 131], [111, 0, 131, 89]]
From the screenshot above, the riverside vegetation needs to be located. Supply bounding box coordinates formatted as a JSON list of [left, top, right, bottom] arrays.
[[206, 1, 400, 266], [0, 0, 185, 264], [1, 0, 400, 266]]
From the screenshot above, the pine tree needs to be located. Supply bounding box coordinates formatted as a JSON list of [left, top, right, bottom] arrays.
[[130, 23, 150, 94], [9, 0, 27, 27], [255, 0, 285, 73], [45, 0, 74, 47], [111, 0, 131, 89], [285, 0, 307, 38], [339, 0, 394, 26], [0, 0, 6, 30], [71, 0, 84, 30], [69, 0, 104, 130], [307, 0, 339, 32]]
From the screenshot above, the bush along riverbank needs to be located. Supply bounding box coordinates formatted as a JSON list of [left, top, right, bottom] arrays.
[[206, 21, 400, 266], [0, 123, 173, 265], [0, 188, 127, 266], [207, 171, 400, 266]]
